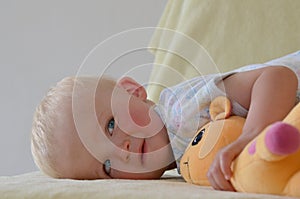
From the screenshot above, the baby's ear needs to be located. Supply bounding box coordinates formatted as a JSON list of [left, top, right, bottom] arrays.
[[117, 76, 147, 99]]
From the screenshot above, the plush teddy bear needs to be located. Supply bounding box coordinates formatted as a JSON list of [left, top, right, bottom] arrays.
[[180, 96, 245, 185], [180, 96, 300, 197]]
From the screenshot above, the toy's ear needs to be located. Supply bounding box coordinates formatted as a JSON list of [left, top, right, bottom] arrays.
[[198, 96, 232, 158], [209, 96, 231, 121]]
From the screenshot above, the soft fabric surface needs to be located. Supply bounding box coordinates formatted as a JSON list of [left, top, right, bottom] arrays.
[[147, 0, 300, 103], [0, 171, 298, 199]]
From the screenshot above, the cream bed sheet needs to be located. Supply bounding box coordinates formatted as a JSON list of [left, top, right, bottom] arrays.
[[0, 171, 297, 199]]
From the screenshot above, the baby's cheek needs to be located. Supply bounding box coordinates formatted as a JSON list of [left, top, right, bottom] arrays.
[[128, 104, 165, 138], [129, 107, 150, 127]]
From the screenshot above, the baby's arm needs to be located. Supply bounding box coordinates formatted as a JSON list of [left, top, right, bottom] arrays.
[[207, 66, 298, 191]]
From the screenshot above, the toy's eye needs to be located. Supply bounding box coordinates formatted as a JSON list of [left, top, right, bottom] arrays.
[[192, 128, 205, 146]]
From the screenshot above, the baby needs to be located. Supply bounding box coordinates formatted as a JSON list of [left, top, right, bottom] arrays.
[[31, 51, 300, 191], [31, 76, 176, 180]]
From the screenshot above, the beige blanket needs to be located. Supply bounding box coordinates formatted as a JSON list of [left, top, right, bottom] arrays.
[[0, 171, 297, 199]]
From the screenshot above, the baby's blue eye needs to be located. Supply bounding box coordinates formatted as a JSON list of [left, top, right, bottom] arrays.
[[104, 159, 111, 175], [107, 118, 115, 135]]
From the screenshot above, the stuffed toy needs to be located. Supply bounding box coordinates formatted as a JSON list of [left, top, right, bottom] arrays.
[[180, 96, 245, 185], [180, 96, 300, 197]]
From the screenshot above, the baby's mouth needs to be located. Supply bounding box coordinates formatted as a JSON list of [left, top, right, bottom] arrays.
[[141, 139, 147, 164], [143, 139, 147, 153]]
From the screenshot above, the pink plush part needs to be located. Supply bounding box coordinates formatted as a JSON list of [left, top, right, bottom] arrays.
[[265, 122, 300, 155], [248, 140, 256, 155]]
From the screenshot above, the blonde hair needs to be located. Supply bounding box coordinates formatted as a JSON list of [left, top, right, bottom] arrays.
[[31, 76, 116, 178], [31, 77, 74, 177]]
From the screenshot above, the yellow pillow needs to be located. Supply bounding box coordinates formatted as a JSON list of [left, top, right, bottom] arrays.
[[148, 0, 300, 103]]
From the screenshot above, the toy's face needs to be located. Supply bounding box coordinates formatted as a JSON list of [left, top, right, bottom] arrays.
[[180, 116, 245, 186], [180, 122, 211, 185]]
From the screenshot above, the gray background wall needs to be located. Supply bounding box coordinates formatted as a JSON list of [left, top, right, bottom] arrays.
[[0, 0, 167, 176]]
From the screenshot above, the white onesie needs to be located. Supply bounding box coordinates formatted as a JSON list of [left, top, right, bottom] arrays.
[[154, 50, 300, 172]]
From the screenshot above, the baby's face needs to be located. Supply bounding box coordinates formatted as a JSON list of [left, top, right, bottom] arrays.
[[56, 77, 174, 179]]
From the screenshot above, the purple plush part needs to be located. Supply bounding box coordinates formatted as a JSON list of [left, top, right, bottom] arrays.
[[265, 122, 300, 155], [248, 140, 256, 155]]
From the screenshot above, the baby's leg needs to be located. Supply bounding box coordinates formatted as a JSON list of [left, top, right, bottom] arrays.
[[242, 66, 298, 142]]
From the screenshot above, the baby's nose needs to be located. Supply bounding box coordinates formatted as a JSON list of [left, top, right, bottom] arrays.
[[122, 140, 130, 151], [119, 140, 130, 162]]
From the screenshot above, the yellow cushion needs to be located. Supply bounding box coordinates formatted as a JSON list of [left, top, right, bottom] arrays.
[[147, 0, 300, 102]]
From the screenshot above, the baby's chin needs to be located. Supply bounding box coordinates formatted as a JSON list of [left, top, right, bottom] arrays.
[[111, 168, 165, 180]]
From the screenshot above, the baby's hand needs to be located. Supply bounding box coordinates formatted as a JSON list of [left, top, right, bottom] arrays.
[[207, 140, 245, 191]]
